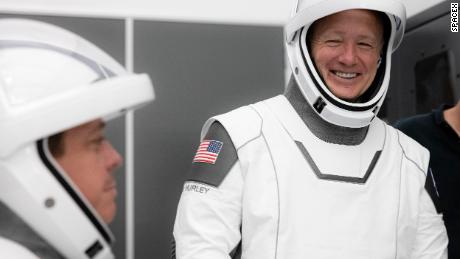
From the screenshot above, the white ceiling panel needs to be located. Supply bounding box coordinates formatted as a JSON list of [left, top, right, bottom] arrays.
[[0, 0, 445, 25]]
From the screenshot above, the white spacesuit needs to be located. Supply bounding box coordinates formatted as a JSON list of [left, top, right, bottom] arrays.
[[173, 0, 448, 258], [0, 19, 154, 258]]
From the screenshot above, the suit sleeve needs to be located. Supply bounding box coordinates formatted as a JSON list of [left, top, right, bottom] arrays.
[[173, 122, 243, 259], [410, 168, 448, 259]]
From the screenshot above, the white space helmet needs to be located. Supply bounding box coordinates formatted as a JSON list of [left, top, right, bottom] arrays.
[[0, 237, 38, 259], [0, 19, 154, 258], [285, 0, 406, 128]]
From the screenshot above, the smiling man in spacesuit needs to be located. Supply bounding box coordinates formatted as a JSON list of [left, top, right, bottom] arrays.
[[173, 0, 448, 258]]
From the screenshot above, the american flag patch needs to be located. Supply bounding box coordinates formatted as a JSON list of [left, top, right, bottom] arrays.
[[192, 140, 223, 164]]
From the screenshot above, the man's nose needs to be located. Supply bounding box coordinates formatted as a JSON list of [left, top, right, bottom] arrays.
[[105, 141, 123, 172], [337, 42, 357, 66]]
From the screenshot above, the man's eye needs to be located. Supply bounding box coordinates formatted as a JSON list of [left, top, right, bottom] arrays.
[[92, 137, 105, 145], [89, 137, 105, 152], [325, 40, 341, 46], [358, 42, 373, 49]]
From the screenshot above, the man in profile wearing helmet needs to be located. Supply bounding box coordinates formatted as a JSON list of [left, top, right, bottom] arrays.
[[0, 119, 123, 259], [0, 19, 154, 258], [173, 0, 448, 258], [48, 120, 122, 224]]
